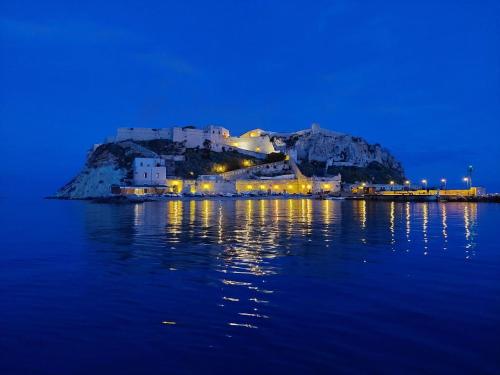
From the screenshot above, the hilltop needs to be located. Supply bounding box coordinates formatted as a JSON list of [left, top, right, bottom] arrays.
[[55, 124, 405, 199]]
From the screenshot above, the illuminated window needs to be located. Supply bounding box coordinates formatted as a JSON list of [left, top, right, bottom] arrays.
[[255, 147, 261, 152], [260, 185, 266, 190], [273, 185, 279, 189], [203, 184, 210, 190], [247, 185, 253, 190]]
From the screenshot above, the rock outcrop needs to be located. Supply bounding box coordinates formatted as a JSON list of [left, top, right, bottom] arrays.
[[270, 126, 403, 173], [55, 125, 405, 198]]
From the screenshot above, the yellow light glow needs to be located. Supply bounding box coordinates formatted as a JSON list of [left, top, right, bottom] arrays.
[[247, 185, 253, 189], [250, 132, 256, 137], [324, 184, 331, 189], [361, 183, 366, 187], [203, 184, 210, 190], [307, 184, 312, 189], [301, 184, 305, 189], [287, 184, 293, 189], [260, 185, 266, 190], [273, 185, 279, 189], [255, 147, 261, 152], [243, 160, 251, 167]]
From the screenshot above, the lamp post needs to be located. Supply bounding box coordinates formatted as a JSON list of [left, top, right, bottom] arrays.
[[405, 180, 410, 190], [421, 179, 428, 190], [389, 180, 395, 191], [463, 177, 470, 189], [440, 178, 447, 190]]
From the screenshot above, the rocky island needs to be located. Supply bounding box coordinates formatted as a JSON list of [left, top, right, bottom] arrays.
[[56, 123, 405, 199]]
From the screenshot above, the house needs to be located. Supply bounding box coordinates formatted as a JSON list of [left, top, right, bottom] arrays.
[[133, 158, 166, 186]]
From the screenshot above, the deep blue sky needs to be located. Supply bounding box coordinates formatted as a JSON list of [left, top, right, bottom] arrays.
[[1, 0, 499, 196]]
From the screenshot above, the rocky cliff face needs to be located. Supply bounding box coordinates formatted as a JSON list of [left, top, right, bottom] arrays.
[[271, 128, 404, 175], [55, 141, 159, 199]]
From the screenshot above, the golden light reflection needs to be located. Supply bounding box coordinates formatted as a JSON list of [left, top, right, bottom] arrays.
[[422, 203, 429, 254], [360, 200, 366, 229], [390, 201, 395, 246], [441, 203, 448, 249], [405, 202, 411, 247]]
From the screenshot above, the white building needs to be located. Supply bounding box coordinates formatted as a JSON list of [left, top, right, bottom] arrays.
[[133, 158, 167, 186], [109, 125, 275, 155]]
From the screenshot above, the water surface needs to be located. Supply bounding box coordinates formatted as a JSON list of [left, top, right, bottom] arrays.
[[1, 198, 499, 374]]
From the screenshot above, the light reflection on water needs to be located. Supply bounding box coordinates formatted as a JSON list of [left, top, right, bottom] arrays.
[[87, 199, 481, 332], [1, 198, 498, 375]]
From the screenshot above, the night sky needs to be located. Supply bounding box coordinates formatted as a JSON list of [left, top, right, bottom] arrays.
[[1, 0, 499, 196]]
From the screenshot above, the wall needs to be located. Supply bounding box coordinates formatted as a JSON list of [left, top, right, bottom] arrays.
[[310, 176, 342, 194], [133, 158, 167, 185], [226, 135, 275, 154], [115, 128, 173, 142], [236, 178, 304, 194], [220, 161, 291, 181]]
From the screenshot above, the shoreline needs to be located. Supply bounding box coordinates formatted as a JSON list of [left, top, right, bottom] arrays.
[[46, 194, 500, 204]]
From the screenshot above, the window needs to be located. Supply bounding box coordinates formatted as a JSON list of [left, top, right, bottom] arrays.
[[140, 162, 143, 167], [144, 172, 148, 178]]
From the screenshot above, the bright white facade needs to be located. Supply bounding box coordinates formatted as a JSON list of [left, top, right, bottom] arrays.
[[133, 158, 166, 186], [109, 125, 275, 155]]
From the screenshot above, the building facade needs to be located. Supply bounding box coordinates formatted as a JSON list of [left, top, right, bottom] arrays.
[[133, 158, 167, 186]]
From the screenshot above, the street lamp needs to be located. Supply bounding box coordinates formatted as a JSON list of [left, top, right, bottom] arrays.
[[421, 179, 428, 189], [389, 180, 395, 191], [440, 178, 447, 190], [463, 177, 470, 189]]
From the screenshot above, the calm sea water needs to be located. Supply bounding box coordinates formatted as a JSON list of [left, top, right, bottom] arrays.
[[1, 198, 499, 374]]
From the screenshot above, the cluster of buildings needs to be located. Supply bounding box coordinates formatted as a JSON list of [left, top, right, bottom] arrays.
[[112, 156, 341, 196], [108, 124, 341, 197], [108, 125, 277, 156]]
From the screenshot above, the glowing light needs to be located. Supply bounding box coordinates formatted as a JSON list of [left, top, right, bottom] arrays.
[[390, 181, 395, 185], [203, 184, 210, 190], [273, 185, 280, 189], [243, 160, 252, 167], [324, 184, 331, 189], [306, 184, 312, 189], [361, 182, 366, 187], [255, 147, 261, 152], [287, 184, 293, 189], [422, 179, 428, 185], [260, 185, 266, 190], [463, 177, 469, 182], [246, 185, 253, 190], [441, 178, 446, 183], [405, 180, 410, 185]]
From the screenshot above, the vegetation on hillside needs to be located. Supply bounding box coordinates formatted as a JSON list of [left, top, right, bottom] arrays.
[[299, 161, 405, 184], [174, 149, 262, 178]]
